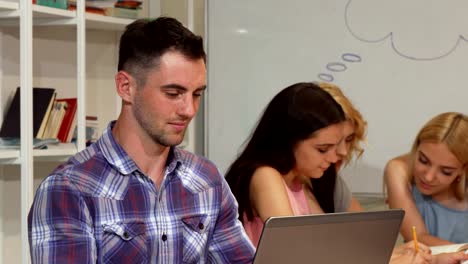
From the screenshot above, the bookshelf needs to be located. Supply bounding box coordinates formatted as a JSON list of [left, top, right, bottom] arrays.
[[0, 1, 158, 263], [0, 149, 19, 162], [0, 1, 18, 11]]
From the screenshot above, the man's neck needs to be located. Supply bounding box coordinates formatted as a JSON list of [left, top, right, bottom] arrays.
[[112, 118, 170, 187]]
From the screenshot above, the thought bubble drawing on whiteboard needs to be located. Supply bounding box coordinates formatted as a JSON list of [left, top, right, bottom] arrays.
[[345, 0, 468, 60], [318, 53, 362, 82]]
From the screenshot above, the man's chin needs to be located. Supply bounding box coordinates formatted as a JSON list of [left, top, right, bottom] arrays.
[[164, 135, 186, 147]]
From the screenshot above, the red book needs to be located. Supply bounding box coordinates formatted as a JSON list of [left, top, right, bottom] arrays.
[[56, 98, 77, 143]]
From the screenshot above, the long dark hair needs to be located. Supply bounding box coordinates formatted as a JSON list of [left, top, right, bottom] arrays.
[[225, 82, 345, 222]]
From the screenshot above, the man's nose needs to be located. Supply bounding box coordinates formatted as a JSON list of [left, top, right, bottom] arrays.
[[179, 95, 197, 118]]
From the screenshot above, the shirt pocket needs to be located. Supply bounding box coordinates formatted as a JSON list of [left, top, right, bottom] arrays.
[[101, 221, 148, 264], [181, 214, 211, 263]]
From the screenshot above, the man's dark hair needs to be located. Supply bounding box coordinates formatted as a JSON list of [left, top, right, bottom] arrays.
[[118, 17, 206, 87]]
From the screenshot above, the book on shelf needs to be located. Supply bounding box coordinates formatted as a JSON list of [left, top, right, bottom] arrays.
[[68, 0, 116, 9], [68, 0, 142, 18], [71, 115, 99, 146], [67, 5, 106, 15], [53, 101, 68, 139], [115, 1, 142, 9], [86, 115, 99, 144], [42, 100, 67, 139], [56, 98, 77, 143], [35, 0, 68, 10], [105, 7, 140, 19], [0, 87, 56, 139]]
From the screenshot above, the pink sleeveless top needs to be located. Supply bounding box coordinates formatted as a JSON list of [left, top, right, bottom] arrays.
[[242, 179, 311, 247]]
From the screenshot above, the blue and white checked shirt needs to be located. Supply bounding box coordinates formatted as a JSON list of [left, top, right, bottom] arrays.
[[28, 121, 255, 263]]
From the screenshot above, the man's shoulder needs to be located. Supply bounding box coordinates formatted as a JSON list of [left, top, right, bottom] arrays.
[[174, 148, 225, 190], [41, 143, 122, 198], [54, 142, 107, 174]]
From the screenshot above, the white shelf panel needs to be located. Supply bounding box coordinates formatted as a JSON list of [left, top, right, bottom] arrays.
[[0, 4, 134, 29], [33, 143, 77, 157], [0, 144, 78, 164], [86, 13, 134, 31], [0, 0, 18, 11], [0, 4, 76, 25], [32, 5, 75, 19], [0, 1, 19, 19], [32, 5, 77, 26], [0, 149, 20, 164]]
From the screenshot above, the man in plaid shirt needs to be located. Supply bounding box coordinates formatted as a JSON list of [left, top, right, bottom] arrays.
[[28, 17, 255, 263]]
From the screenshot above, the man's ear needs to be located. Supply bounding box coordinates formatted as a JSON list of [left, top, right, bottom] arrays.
[[115, 71, 136, 103]]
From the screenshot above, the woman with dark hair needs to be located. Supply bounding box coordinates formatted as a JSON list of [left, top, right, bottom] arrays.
[[225, 82, 348, 246]]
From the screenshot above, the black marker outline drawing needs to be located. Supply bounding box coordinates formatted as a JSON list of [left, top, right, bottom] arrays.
[[344, 0, 468, 60], [318, 73, 334, 82], [318, 53, 362, 82], [342, 53, 362, 62], [326, 62, 347, 72]]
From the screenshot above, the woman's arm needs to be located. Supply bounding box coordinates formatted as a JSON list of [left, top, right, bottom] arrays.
[[334, 174, 363, 212], [249, 166, 294, 222], [347, 197, 364, 212], [384, 156, 452, 246], [432, 252, 468, 264]]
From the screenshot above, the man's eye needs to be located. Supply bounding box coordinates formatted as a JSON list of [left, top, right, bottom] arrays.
[[166, 92, 181, 98]]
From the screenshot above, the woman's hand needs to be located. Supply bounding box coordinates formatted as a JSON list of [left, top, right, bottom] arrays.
[[390, 241, 432, 264], [432, 251, 468, 264]]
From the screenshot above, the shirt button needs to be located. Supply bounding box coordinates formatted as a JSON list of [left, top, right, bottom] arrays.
[[162, 234, 167, 241], [198, 223, 204, 230], [123, 231, 130, 239]]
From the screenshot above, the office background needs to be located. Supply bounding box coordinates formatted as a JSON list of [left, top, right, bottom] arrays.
[[206, 0, 468, 193]]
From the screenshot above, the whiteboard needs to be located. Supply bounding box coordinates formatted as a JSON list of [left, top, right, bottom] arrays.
[[206, 0, 468, 193]]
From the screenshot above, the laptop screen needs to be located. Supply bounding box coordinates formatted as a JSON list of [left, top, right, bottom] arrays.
[[253, 209, 404, 264]]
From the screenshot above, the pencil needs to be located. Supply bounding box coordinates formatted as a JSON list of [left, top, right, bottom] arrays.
[[412, 226, 419, 253]]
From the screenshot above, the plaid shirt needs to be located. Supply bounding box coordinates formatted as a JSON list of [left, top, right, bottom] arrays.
[[28, 121, 254, 263]]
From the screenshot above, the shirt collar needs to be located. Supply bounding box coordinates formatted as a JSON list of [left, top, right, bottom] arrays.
[[98, 121, 184, 178]]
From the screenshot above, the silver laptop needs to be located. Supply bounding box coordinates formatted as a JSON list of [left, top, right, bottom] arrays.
[[253, 209, 404, 264]]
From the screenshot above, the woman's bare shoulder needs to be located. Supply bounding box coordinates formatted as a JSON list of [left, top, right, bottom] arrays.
[[385, 154, 411, 175], [384, 153, 413, 187], [250, 166, 284, 189], [252, 166, 283, 179]]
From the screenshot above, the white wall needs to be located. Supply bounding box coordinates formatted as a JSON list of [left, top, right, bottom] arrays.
[[206, 0, 468, 193]]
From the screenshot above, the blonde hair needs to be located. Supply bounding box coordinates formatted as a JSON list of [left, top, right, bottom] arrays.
[[410, 112, 468, 200], [319, 82, 367, 164]]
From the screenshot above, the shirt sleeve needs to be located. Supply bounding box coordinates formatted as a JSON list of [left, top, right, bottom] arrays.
[[28, 174, 96, 264], [334, 174, 352, 212], [208, 179, 255, 263]]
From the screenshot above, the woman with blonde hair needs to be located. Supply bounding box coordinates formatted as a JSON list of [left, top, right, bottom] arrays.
[[226, 81, 465, 263], [385, 112, 468, 246], [318, 82, 367, 212], [318, 83, 367, 167], [321, 85, 468, 263]]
